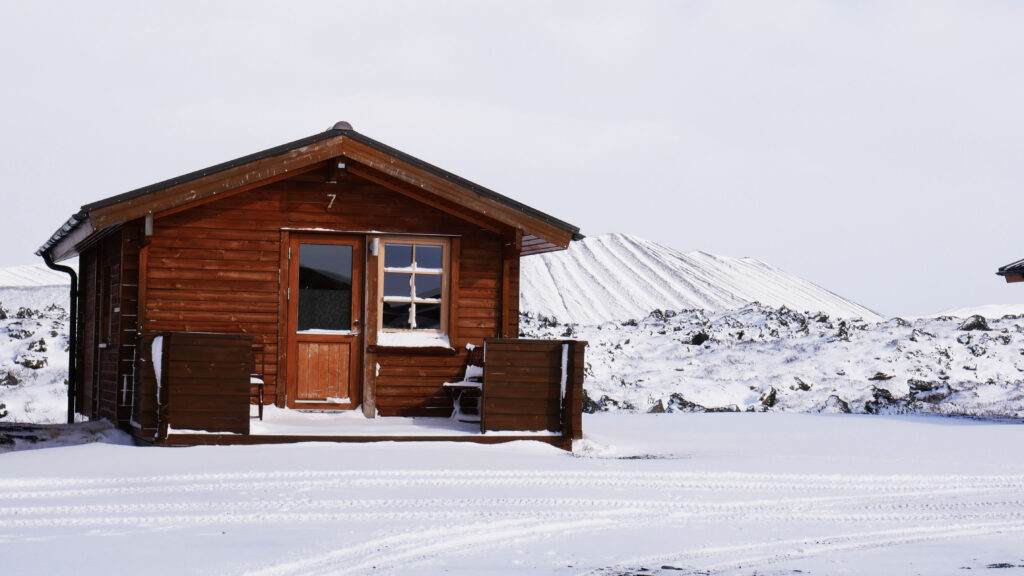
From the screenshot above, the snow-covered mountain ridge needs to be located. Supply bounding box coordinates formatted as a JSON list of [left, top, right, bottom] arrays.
[[521, 233, 883, 324], [0, 263, 71, 287]]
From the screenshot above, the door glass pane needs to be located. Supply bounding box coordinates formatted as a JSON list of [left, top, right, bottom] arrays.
[[298, 244, 352, 331], [415, 245, 443, 270]]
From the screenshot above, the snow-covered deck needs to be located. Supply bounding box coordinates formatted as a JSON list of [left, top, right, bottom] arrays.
[[161, 406, 563, 447], [246, 407, 557, 437]]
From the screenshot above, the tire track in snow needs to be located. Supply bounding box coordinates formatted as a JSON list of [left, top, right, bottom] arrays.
[[7, 467, 1024, 574], [242, 510, 634, 576], [7, 489, 1023, 530], [4, 470, 1023, 500], [240, 500, 1024, 576], [584, 520, 1024, 576]]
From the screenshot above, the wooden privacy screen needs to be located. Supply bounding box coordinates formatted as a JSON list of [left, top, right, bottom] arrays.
[[481, 339, 586, 438], [155, 332, 252, 436]]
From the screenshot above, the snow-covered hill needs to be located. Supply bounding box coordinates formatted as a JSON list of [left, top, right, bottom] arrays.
[[0, 263, 72, 287], [521, 233, 882, 324]]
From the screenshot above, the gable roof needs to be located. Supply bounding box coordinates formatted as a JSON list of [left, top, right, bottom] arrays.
[[997, 257, 1024, 282], [38, 122, 583, 261]]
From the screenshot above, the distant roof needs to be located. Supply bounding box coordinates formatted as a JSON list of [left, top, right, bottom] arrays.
[[997, 258, 1024, 276], [37, 122, 582, 260]]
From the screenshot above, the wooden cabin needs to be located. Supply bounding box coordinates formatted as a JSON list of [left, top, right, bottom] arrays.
[[997, 258, 1024, 283], [37, 122, 585, 448]]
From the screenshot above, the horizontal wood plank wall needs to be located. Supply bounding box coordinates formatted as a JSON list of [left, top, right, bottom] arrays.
[[563, 341, 586, 440], [131, 333, 161, 442], [117, 222, 142, 427], [482, 339, 587, 438], [76, 248, 95, 419], [99, 235, 120, 423], [81, 231, 124, 424], [164, 332, 251, 434], [146, 175, 505, 417], [482, 340, 563, 432]]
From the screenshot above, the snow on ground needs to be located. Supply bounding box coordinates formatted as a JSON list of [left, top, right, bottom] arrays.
[[521, 233, 883, 324], [522, 305, 1024, 418], [0, 285, 71, 423], [2, 413, 1024, 575]]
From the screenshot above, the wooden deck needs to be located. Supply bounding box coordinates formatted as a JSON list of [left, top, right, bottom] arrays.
[[135, 332, 586, 450], [155, 433, 571, 450]]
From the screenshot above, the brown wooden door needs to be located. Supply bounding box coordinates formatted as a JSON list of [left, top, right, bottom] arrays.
[[286, 235, 362, 409]]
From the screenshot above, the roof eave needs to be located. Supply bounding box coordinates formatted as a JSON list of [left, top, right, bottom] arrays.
[[37, 124, 582, 259]]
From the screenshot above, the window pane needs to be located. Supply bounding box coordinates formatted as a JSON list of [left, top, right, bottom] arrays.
[[382, 302, 412, 329], [298, 244, 352, 331], [415, 302, 442, 330], [415, 274, 442, 299], [416, 245, 443, 269], [384, 244, 413, 268], [383, 272, 412, 298]]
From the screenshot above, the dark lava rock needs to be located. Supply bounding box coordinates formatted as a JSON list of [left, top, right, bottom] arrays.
[[7, 328, 32, 340], [822, 395, 852, 413], [758, 387, 778, 409], [598, 395, 634, 411], [868, 372, 894, 381], [909, 380, 952, 403], [908, 379, 938, 392], [865, 387, 899, 414], [959, 315, 990, 331], [791, 377, 812, 391], [16, 355, 47, 370], [582, 389, 601, 414], [647, 399, 666, 413], [668, 393, 704, 412], [689, 331, 710, 346], [15, 307, 40, 319]]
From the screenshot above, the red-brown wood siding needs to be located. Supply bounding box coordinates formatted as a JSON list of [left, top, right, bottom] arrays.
[[117, 222, 142, 426], [163, 332, 251, 434], [143, 174, 508, 416], [482, 339, 587, 435], [76, 229, 134, 423]]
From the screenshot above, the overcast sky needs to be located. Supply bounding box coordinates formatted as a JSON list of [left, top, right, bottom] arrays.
[[2, 1, 1022, 317]]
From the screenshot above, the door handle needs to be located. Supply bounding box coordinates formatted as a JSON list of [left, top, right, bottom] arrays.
[[353, 320, 360, 327]]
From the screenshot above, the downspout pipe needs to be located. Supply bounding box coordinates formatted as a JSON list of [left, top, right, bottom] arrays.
[[41, 251, 78, 424]]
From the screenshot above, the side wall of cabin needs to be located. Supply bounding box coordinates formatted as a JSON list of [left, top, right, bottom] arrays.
[[75, 223, 141, 425], [140, 173, 515, 417]]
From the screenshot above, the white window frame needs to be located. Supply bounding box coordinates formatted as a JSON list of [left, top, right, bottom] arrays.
[[377, 237, 450, 334]]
